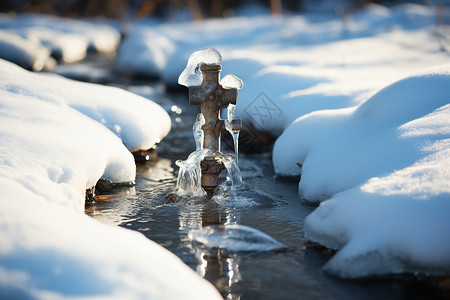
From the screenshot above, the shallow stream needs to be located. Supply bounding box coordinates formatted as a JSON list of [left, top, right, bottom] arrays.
[[62, 54, 446, 300]]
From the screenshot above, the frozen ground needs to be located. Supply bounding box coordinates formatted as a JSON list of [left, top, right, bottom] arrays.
[[117, 3, 450, 278]]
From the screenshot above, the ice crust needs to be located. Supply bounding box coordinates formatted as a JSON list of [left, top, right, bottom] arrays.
[[178, 48, 222, 87]]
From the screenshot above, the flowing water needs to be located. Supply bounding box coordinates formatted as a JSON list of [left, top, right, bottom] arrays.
[[68, 55, 447, 300]]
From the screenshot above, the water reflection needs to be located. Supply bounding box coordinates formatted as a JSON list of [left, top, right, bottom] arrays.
[[178, 200, 243, 298]]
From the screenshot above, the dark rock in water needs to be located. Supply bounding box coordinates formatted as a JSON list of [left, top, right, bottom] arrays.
[[85, 186, 95, 202], [165, 192, 181, 203], [133, 149, 158, 163], [189, 224, 285, 252]]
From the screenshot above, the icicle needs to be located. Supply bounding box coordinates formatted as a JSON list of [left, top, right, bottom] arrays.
[[225, 104, 240, 163], [193, 113, 205, 150], [220, 153, 242, 187]]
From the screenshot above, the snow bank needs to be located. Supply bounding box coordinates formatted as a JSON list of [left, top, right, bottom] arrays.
[[273, 67, 450, 277], [0, 14, 120, 65], [0, 177, 221, 299], [116, 4, 449, 134], [0, 59, 170, 152], [0, 60, 219, 299]]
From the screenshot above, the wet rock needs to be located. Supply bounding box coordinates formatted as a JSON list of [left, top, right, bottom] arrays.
[[133, 149, 158, 163]]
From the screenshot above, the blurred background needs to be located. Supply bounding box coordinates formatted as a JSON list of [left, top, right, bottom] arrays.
[[0, 0, 443, 20]]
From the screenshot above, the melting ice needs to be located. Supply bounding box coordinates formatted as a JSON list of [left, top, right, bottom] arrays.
[[189, 224, 285, 252], [178, 48, 222, 87], [193, 113, 205, 150], [176, 149, 212, 197], [225, 104, 240, 163]]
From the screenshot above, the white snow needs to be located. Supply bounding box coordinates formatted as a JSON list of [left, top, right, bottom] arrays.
[[1, 0, 449, 286], [178, 48, 223, 87], [116, 3, 450, 278], [0, 29, 54, 71], [116, 4, 450, 134], [0, 59, 170, 152], [0, 14, 120, 65], [0, 59, 220, 299], [276, 66, 450, 277]]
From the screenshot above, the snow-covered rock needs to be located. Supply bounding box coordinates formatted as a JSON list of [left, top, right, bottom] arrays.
[[274, 66, 450, 199], [0, 14, 120, 65], [0, 59, 170, 152], [273, 66, 450, 277], [0, 59, 220, 299], [0, 29, 54, 71]]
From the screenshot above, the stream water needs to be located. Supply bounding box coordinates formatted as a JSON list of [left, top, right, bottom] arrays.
[[65, 54, 447, 300]]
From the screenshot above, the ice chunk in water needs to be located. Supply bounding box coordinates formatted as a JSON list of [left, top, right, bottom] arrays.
[[189, 224, 285, 252], [221, 74, 243, 90], [178, 48, 223, 87]]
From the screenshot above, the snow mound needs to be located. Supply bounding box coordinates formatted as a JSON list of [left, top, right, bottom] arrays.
[[0, 14, 120, 65], [0, 60, 218, 299], [272, 66, 450, 277], [0, 59, 170, 152], [0, 29, 55, 71], [0, 177, 221, 300], [274, 66, 450, 199]]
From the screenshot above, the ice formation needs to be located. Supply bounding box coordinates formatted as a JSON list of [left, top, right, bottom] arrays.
[[189, 224, 285, 252], [178, 48, 222, 87], [221, 74, 244, 89], [193, 113, 205, 150], [175, 149, 212, 197]]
